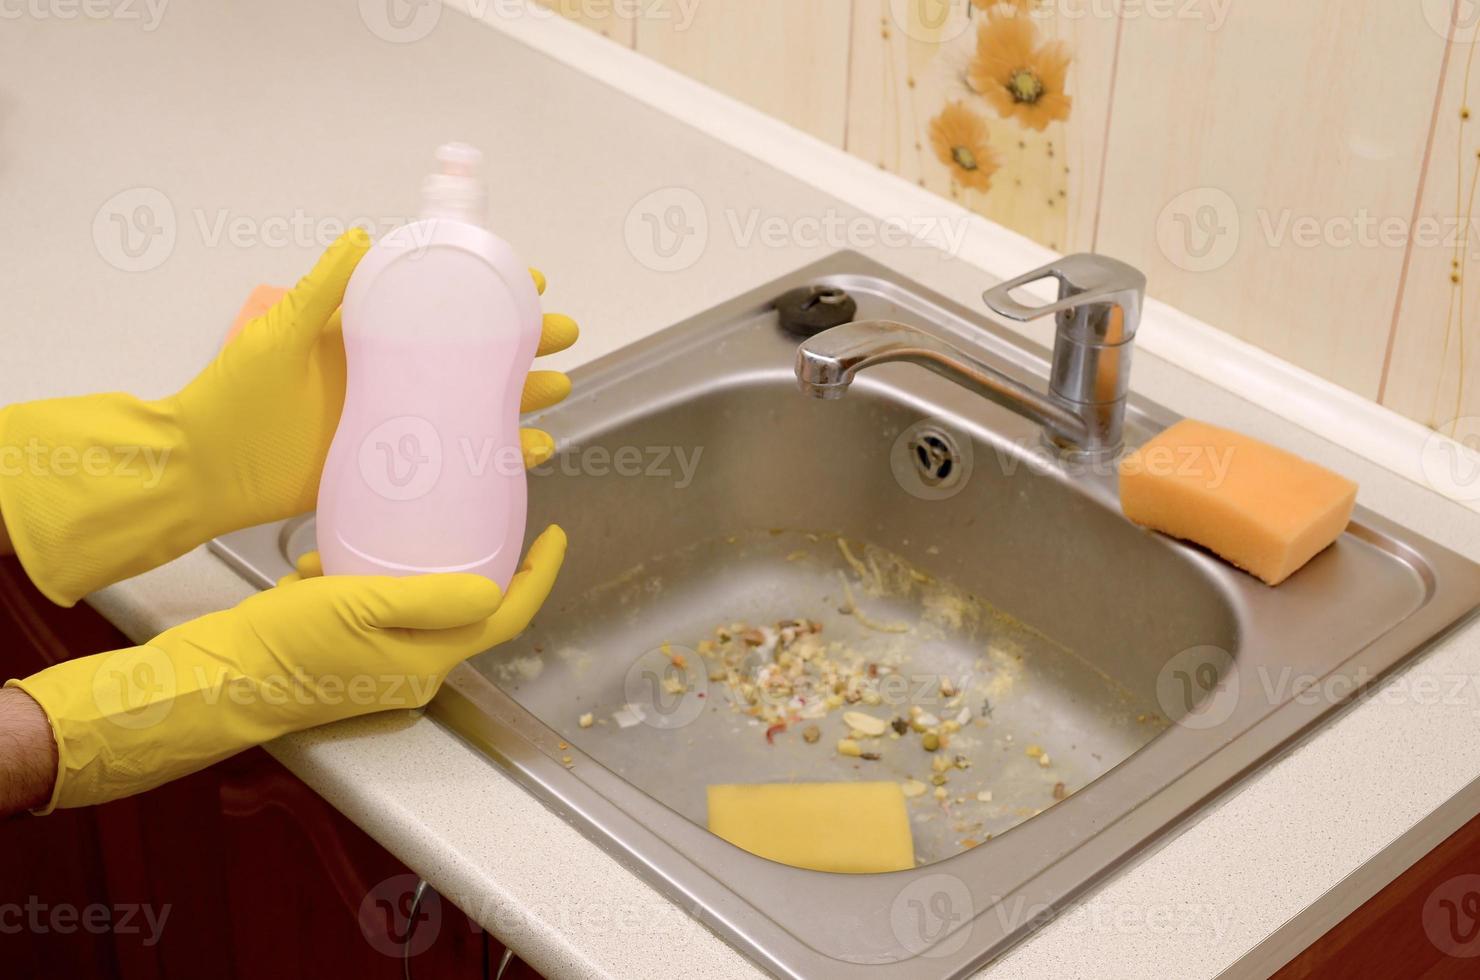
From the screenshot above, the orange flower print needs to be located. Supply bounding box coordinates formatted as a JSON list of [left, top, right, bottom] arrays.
[[929, 101, 1001, 193], [968, 14, 1072, 132]]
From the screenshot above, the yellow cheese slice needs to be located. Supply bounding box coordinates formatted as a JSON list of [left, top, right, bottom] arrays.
[[706, 781, 915, 874], [1119, 419, 1358, 586]]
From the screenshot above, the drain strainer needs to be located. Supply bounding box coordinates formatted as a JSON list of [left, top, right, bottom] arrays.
[[910, 429, 959, 486], [890, 419, 973, 500]]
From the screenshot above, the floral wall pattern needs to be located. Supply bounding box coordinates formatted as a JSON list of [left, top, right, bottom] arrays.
[[544, 0, 1480, 444]]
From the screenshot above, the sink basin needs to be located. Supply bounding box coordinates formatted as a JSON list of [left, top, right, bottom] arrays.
[[212, 252, 1480, 978]]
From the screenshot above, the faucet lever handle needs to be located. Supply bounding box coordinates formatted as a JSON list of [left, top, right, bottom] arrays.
[[982, 253, 1145, 343], [982, 253, 1146, 455]]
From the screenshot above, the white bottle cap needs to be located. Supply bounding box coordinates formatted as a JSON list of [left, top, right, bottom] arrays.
[[420, 142, 488, 227]]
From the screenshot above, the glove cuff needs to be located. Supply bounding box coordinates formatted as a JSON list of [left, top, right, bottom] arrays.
[[8, 644, 247, 811], [0, 396, 202, 606]]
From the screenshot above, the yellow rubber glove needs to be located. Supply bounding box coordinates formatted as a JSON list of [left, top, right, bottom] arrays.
[[6, 525, 565, 812], [0, 231, 579, 607]]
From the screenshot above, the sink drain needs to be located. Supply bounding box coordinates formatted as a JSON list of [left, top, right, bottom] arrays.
[[909, 429, 958, 487], [890, 419, 973, 500]]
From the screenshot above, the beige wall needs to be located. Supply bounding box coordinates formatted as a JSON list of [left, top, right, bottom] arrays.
[[543, 0, 1480, 439]]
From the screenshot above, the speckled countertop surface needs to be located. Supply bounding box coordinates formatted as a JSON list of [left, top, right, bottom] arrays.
[[5, 2, 1480, 978]]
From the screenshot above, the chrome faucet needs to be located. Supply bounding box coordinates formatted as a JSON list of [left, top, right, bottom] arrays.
[[793, 254, 1145, 456]]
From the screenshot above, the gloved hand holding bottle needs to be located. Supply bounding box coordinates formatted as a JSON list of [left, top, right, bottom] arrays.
[[0, 229, 577, 608], [0, 230, 578, 815]]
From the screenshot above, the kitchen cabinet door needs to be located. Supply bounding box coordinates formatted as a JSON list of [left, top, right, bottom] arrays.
[[0, 556, 535, 980]]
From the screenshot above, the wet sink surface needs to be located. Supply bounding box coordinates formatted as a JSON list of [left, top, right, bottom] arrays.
[[214, 252, 1480, 978]]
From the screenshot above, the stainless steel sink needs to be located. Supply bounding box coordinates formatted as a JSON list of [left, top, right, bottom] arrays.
[[212, 252, 1480, 978]]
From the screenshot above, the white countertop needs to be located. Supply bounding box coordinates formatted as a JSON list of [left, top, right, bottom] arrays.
[[4, 2, 1480, 977]]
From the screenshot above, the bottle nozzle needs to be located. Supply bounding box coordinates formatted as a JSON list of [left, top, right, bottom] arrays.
[[436, 142, 483, 178], [421, 142, 488, 227]]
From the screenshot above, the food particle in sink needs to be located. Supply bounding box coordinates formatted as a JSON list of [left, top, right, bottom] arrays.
[[977, 790, 993, 803], [1038, 753, 1052, 768], [843, 710, 888, 736], [891, 716, 909, 735], [837, 572, 911, 633], [661, 675, 688, 696], [697, 615, 903, 729], [1053, 782, 1068, 800], [578, 712, 594, 729], [765, 722, 787, 744], [921, 732, 941, 752], [802, 724, 821, 744], [1025, 744, 1044, 759], [901, 779, 928, 798], [838, 738, 864, 757], [931, 755, 952, 774], [492, 654, 544, 684], [953, 754, 971, 770], [612, 703, 646, 728]]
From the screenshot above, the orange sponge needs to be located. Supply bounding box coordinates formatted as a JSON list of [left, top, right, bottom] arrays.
[[223, 283, 289, 347], [1118, 419, 1357, 586]]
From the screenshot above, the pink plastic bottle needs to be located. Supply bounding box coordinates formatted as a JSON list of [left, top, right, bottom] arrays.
[[316, 144, 543, 589]]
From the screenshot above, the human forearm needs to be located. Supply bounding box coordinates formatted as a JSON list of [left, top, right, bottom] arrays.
[[9, 525, 562, 812], [0, 686, 59, 817]]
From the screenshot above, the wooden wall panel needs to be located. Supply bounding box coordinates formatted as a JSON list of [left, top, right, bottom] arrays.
[[1094, 0, 1446, 400], [633, 0, 854, 147], [539, 0, 1480, 436], [536, 0, 636, 47], [845, 0, 1118, 252], [1383, 14, 1480, 442]]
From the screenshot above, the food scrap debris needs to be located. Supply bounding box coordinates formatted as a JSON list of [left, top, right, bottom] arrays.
[[843, 711, 888, 737], [576, 531, 1120, 864], [612, 703, 646, 729]]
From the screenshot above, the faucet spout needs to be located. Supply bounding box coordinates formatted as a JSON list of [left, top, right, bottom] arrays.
[[793, 254, 1146, 456], [795, 319, 1089, 443]]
